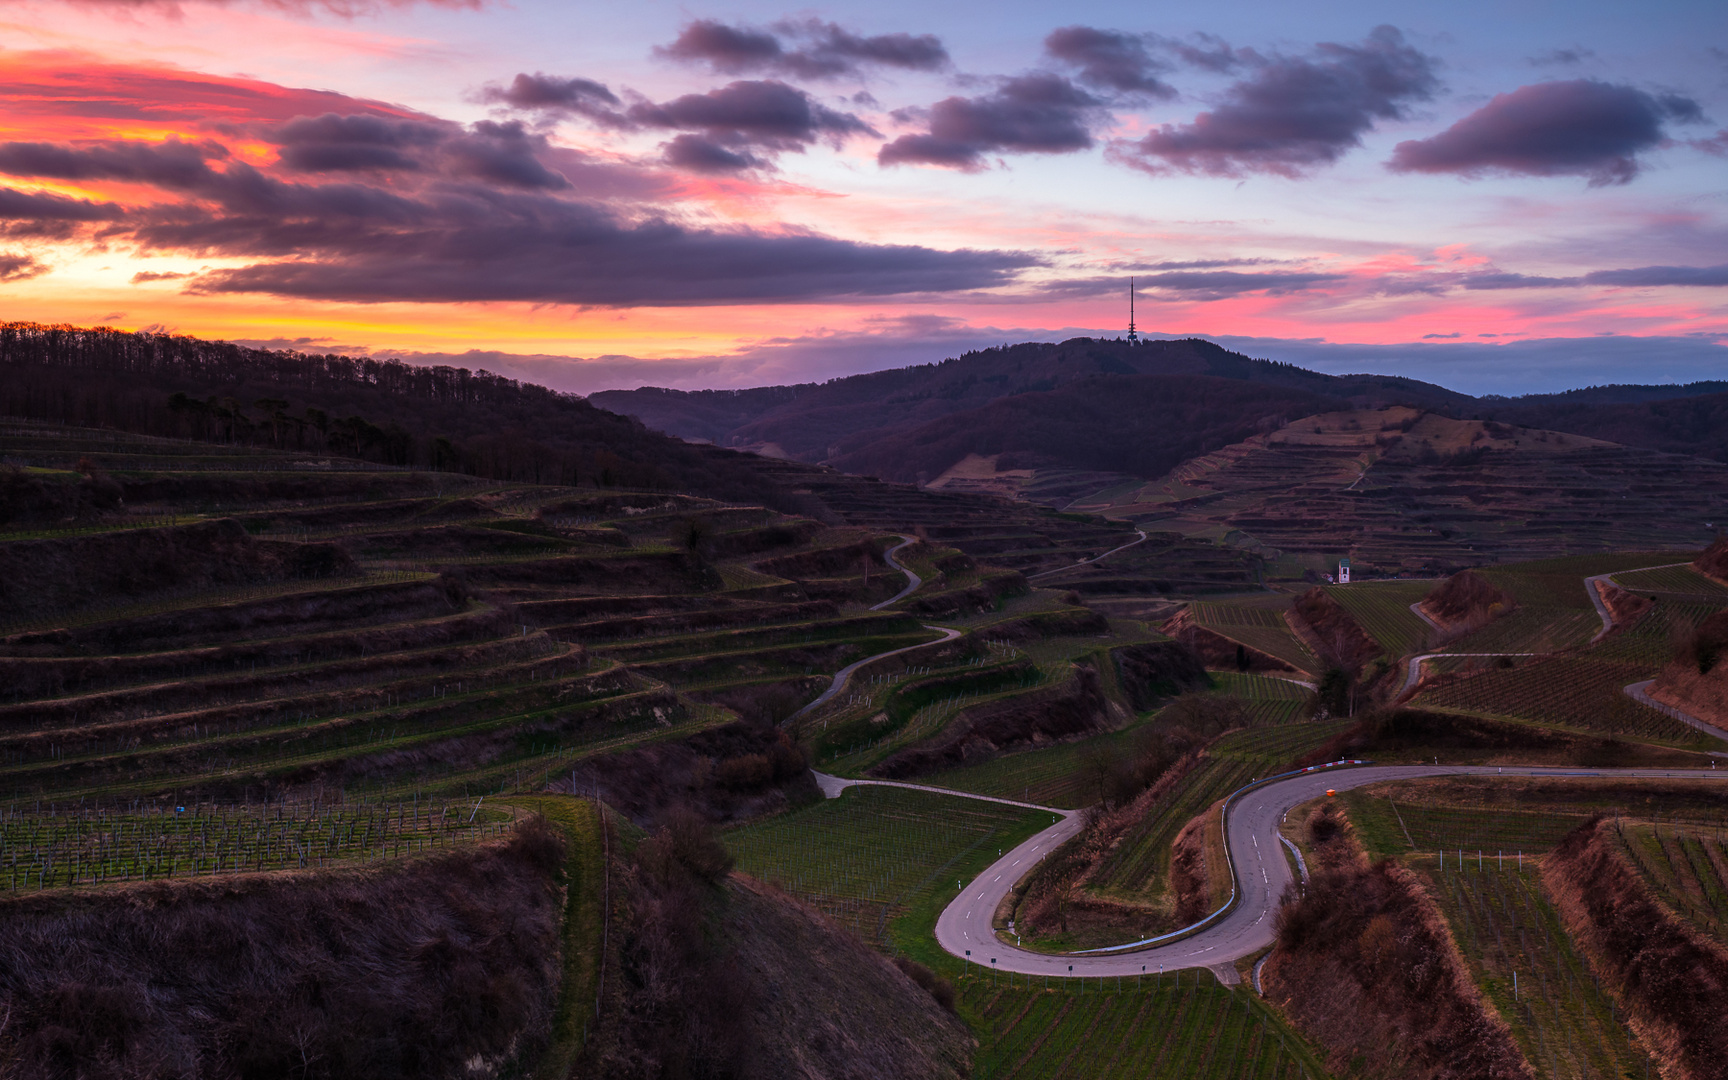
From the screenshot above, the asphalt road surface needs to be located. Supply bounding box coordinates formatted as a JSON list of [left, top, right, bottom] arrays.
[[788, 536, 953, 722], [936, 763, 1728, 978]]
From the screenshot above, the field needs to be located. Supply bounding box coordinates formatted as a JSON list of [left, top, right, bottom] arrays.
[[0, 796, 512, 891], [1609, 563, 1728, 601], [1414, 656, 1708, 745], [1323, 581, 1435, 657], [962, 974, 1329, 1080], [1186, 601, 1320, 673], [722, 780, 1332, 1080], [725, 785, 1056, 944], [1419, 864, 1655, 1080], [1343, 792, 1591, 860], [1611, 822, 1728, 946]]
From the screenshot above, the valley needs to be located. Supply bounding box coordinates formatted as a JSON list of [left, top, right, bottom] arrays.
[[4, 326, 1728, 1080]]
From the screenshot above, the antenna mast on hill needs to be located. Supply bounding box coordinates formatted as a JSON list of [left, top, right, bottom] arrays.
[[1126, 276, 1140, 345]]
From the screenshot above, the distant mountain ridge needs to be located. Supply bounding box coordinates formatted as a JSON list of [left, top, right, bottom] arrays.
[[591, 337, 1473, 474], [591, 336, 1728, 483]]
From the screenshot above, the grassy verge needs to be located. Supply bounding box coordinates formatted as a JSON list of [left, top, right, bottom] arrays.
[[502, 795, 605, 1080]]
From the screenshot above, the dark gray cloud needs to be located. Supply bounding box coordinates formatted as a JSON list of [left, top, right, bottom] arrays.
[[130, 270, 191, 283], [1389, 79, 1704, 186], [0, 185, 124, 223], [0, 84, 1038, 308], [272, 113, 451, 172], [178, 195, 1038, 304], [1460, 271, 1581, 289], [439, 121, 570, 188], [0, 251, 46, 282], [657, 18, 948, 80], [477, 73, 629, 126], [0, 138, 220, 189], [1583, 263, 1728, 287], [1043, 27, 1176, 98], [1112, 26, 1438, 177], [627, 80, 875, 171], [878, 74, 1102, 169], [659, 134, 765, 174]]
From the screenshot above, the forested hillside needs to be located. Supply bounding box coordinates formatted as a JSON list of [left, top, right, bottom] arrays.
[[0, 322, 788, 505]]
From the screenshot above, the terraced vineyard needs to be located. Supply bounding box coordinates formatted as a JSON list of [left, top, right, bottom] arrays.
[[1323, 580, 1434, 658], [1185, 601, 1319, 674], [1420, 865, 1655, 1080], [1415, 656, 1707, 745], [963, 975, 1327, 1079], [1612, 822, 1728, 945], [1446, 552, 1687, 655], [0, 797, 511, 890], [0, 422, 991, 824], [1344, 793, 1591, 860]]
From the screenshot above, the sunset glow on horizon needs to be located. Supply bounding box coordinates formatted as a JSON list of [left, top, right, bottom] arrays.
[[0, 0, 1723, 396]]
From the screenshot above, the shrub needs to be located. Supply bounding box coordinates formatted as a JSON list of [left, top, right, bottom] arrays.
[[893, 957, 956, 1013]]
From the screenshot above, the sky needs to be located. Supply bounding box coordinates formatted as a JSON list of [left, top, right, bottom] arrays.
[[0, 0, 1723, 397]]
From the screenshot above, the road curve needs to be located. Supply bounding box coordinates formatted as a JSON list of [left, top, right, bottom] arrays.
[[1625, 679, 1727, 744], [871, 535, 924, 611], [937, 763, 1728, 976], [1028, 529, 1148, 581], [1585, 562, 1689, 642], [787, 537, 957, 722]]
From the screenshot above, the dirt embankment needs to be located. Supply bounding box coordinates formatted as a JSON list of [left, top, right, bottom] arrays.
[[1543, 817, 1728, 1080], [0, 821, 566, 1080], [1649, 609, 1728, 732], [1263, 805, 1532, 1080], [751, 538, 885, 580], [973, 606, 1110, 643], [1166, 810, 1216, 925], [0, 576, 467, 658], [586, 813, 971, 1080], [866, 660, 1123, 779], [1420, 569, 1516, 637], [561, 720, 820, 827], [1594, 580, 1654, 633], [901, 569, 1029, 617], [0, 601, 508, 700], [1111, 639, 1210, 709], [722, 878, 973, 1080], [1161, 608, 1301, 674], [1287, 587, 1382, 672], [0, 518, 353, 620], [1696, 536, 1728, 585]]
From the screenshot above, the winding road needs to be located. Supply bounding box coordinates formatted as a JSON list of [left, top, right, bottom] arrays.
[[928, 763, 1728, 980], [803, 548, 1728, 977], [787, 536, 955, 722]]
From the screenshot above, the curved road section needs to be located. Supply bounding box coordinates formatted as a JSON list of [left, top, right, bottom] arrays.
[[937, 764, 1728, 977], [788, 536, 955, 722]]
